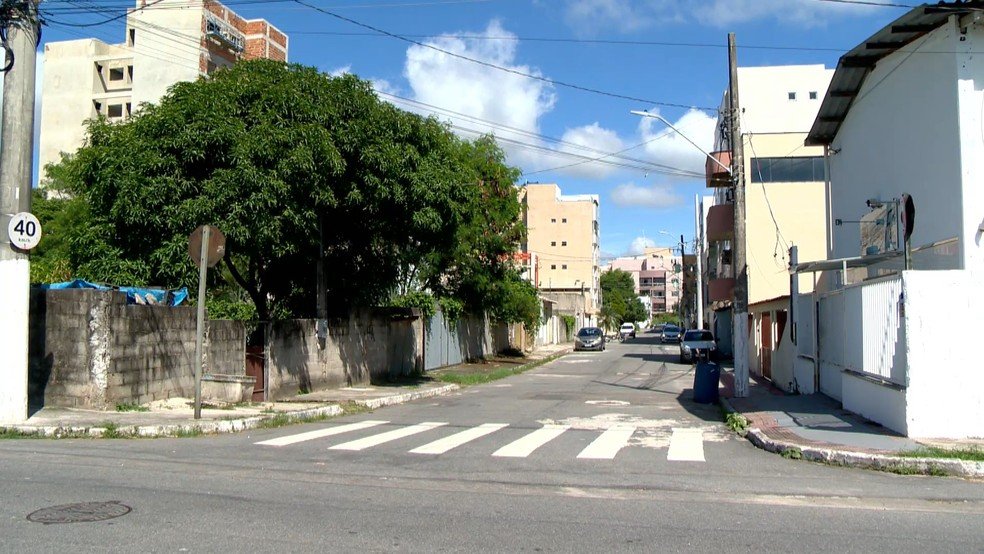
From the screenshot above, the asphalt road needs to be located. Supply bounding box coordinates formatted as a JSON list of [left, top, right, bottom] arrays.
[[3, 333, 984, 552]]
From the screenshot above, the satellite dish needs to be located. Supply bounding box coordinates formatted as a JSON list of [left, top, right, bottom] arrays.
[[901, 194, 915, 243]]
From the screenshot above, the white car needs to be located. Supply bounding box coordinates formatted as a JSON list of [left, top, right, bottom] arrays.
[[619, 323, 636, 340], [679, 330, 716, 363]]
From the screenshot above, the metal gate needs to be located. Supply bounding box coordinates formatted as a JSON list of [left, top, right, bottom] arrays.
[[245, 346, 265, 401], [760, 312, 772, 379], [424, 310, 464, 370]]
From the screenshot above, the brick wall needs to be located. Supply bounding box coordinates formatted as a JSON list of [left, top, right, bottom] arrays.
[[29, 289, 245, 410]]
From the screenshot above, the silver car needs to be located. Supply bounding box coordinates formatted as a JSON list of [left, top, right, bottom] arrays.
[[679, 330, 716, 363], [574, 327, 606, 352], [661, 325, 681, 343]]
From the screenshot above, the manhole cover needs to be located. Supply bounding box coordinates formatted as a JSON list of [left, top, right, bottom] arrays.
[[28, 501, 131, 524]]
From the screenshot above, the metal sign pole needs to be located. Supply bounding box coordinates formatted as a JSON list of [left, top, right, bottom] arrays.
[[193, 225, 211, 420]]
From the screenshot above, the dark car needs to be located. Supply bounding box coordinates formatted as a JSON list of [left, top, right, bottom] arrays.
[[661, 324, 682, 343], [574, 327, 606, 351]]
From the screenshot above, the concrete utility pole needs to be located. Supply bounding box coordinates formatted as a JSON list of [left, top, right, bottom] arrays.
[[694, 195, 704, 330], [729, 32, 750, 398], [0, 1, 41, 423], [679, 234, 685, 326]]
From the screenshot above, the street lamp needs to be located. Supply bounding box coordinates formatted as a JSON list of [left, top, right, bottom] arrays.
[[630, 110, 732, 175]]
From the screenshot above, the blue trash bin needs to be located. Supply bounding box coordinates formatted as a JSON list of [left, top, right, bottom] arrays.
[[693, 361, 721, 404]]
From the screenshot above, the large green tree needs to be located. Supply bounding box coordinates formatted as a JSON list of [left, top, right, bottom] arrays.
[[46, 60, 531, 321], [600, 269, 647, 327]]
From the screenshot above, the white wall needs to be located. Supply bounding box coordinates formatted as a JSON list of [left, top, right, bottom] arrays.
[[828, 20, 964, 264], [738, 65, 834, 134], [903, 270, 984, 438], [956, 20, 984, 271], [129, 3, 204, 107]]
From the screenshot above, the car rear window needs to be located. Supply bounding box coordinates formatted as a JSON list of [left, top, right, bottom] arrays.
[[664, 326, 679, 332], [577, 327, 601, 337], [684, 331, 713, 341]]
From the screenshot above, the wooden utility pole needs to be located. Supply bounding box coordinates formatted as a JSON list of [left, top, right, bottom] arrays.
[[0, 1, 41, 423], [729, 32, 749, 397]]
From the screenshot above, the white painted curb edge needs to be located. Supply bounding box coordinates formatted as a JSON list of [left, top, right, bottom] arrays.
[[354, 384, 460, 410]]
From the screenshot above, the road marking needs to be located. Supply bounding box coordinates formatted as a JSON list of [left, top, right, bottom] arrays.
[[585, 400, 630, 407], [409, 423, 509, 455], [576, 425, 636, 459], [666, 428, 705, 462], [254, 420, 388, 447], [492, 425, 570, 458], [329, 422, 448, 451]]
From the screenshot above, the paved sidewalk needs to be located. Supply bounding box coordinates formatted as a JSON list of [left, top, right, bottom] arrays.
[[719, 369, 984, 477], [1, 343, 572, 439]]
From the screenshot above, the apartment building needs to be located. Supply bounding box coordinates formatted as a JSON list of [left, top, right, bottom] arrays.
[[39, 0, 288, 182], [518, 183, 600, 328], [603, 246, 683, 318], [701, 64, 833, 380]]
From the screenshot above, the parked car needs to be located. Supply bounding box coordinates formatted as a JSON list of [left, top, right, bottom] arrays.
[[574, 327, 606, 351], [661, 324, 681, 343], [651, 323, 665, 337], [680, 329, 716, 363], [619, 322, 636, 340]]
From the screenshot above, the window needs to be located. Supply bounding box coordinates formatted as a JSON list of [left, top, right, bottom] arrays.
[[561, 241, 567, 247], [93, 101, 102, 115], [562, 264, 568, 270], [750, 157, 827, 183], [809, 91, 818, 100], [551, 264, 557, 270], [129, 29, 136, 46], [109, 67, 125, 81], [562, 218, 567, 223], [787, 92, 796, 100], [125, 102, 132, 116], [551, 241, 556, 246], [107, 104, 124, 118], [551, 218, 556, 223], [128, 66, 134, 80], [671, 291, 679, 297]]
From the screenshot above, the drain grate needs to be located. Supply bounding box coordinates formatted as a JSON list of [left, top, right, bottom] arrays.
[[28, 501, 132, 524]]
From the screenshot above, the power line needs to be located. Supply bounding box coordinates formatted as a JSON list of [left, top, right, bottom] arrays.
[[42, 0, 167, 27], [291, 0, 716, 112]]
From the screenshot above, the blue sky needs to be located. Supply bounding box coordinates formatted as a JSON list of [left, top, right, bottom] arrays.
[[36, 0, 911, 258]]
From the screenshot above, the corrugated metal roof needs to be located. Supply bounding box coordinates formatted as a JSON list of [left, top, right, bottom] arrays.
[[805, 1, 984, 146]]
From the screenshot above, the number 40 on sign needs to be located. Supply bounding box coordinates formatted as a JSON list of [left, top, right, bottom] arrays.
[[7, 212, 42, 250]]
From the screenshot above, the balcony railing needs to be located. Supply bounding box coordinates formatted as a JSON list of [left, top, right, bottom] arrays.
[[705, 150, 732, 188]]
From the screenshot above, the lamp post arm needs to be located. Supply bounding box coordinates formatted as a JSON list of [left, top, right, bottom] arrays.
[[630, 110, 731, 175]]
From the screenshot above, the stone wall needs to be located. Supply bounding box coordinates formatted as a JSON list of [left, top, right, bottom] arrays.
[[29, 289, 245, 410], [265, 309, 422, 399]]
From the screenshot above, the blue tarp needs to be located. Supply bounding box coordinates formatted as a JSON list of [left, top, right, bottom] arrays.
[[40, 279, 189, 306]]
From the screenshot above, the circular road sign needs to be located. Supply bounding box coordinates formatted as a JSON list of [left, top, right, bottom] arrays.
[[7, 212, 42, 250], [188, 224, 226, 268]]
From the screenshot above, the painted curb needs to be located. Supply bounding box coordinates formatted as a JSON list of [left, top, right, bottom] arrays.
[[2, 404, 344, 439], [721, 398, 984, 478], [354, 384, 460, 410]]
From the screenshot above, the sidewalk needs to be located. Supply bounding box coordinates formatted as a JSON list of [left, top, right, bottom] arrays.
[[1, 343, 572, 439], [719, 369, 984, 477]]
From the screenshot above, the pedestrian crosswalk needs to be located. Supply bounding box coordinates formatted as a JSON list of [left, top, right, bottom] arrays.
[[255, 420, 716, 462]]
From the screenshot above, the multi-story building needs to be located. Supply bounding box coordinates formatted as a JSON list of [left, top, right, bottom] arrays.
[[602, 246, 683, 319], [518, 183, 600, 328], [700, 64, 833, 379], [39, 0, 288, 182]]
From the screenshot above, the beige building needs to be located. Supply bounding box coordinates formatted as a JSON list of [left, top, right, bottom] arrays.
[[604, 246, 683, 317], [702, 64, 833, 378], [518, 183, 600, 327], [39, 0, 288, 182]]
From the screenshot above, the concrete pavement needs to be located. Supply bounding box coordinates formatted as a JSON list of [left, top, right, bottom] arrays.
[[0, 343, 572, 438], [719, 369, 984, 477]]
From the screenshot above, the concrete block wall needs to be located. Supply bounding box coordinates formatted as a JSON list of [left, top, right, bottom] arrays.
[[29, 289, 246, 410], [265, 310, 422, 400]]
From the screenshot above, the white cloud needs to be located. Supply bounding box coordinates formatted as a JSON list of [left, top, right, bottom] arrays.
[[555, 123, 625, 179], [370, 78, 400, 98], [638, 108, 717, 177], [403, 19, 556, 168], [561, 0, 889, 32], [326, 65, 351, 77], [627, 236, 657, 256], [611, 182, 683, 209]]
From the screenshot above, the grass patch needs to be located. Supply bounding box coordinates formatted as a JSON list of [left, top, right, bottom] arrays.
[[881, 462, 948, 476], [340, 402, 372, 416], [0, 427, 41, 439], [170, 427, 204, 438], [100, 422, 131, 439], [256, 410, 342, 430], [780, 447, 803, 460], [115, 402, 149, 412], [897, 446, 984, 462], [433, 354, 561, 387], [724, 412, 749, 435]]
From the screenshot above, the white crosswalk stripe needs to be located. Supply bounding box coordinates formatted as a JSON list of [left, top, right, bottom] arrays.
[[492, 424, 570, 458], [409, 423, 509, 455], [666, 428, 705, 462], [255, 420, 388, 447], [576, 424, 636, 460], [328, 421, 448, 451]]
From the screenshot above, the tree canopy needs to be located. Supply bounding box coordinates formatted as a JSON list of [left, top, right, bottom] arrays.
[[600, 269, 648, 329], [39, 60, 536, 326]]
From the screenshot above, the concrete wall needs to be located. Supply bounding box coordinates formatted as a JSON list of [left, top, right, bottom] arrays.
[[956, 20, 984, 272], [265, 311, 421, 399], [29, 289, 245, 409]]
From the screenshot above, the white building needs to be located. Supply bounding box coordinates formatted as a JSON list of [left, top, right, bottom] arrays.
[[39, 0, 288, 182], [796, 3, 984, 438]]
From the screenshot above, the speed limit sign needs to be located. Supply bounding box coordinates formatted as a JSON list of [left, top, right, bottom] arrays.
[[7, 212, 42, 250]]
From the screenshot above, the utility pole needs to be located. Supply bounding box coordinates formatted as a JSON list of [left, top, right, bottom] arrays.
[[729, 32, 749, 397], [679, 234, 685, 327], [694, 194, 704, 330], [0, 0, 41, 423]]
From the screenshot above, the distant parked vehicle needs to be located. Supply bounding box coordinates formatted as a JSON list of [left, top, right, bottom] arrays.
[[574, 327, 606, 352], [680, 329, 716, 363], [619, 323, 636, 341], [651, 323, 665, 337], [661, 324, 681, 343]]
